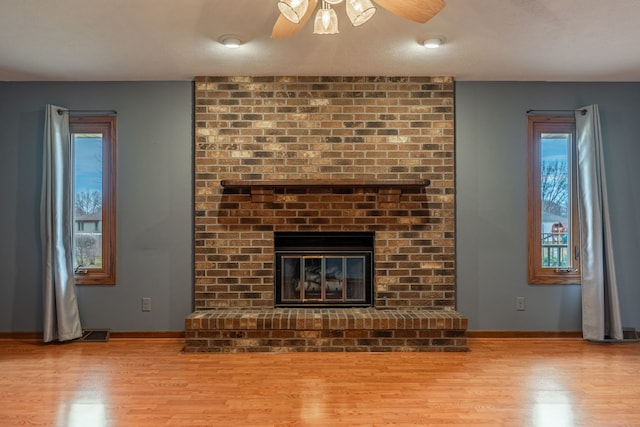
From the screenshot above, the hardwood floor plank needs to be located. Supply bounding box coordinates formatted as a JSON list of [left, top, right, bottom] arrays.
[[1, 338, 639, 426]]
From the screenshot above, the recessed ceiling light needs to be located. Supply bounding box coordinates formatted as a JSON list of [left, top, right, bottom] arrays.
[[422, 37, 444, 49], [219, 35, 242, 49]]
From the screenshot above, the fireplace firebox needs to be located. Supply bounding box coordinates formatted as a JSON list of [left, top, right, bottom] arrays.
[[275, 232, 373, 307]]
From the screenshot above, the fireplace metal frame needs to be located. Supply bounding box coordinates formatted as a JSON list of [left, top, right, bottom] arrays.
[[274, 232, 374, 308]]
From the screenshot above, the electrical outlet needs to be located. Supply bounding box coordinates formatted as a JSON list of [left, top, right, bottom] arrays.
[[142, 297, 151, 312], [516, 297, 525, 311]]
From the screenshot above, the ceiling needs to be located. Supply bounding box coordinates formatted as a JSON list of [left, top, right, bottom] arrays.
[[2, 0, 640, 82]]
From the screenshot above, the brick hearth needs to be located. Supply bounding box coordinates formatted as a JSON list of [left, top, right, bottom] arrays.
[[185, 308, 468, 352]]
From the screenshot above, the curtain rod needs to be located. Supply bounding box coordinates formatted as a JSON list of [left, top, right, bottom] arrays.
[[526, 109, 587, 116], [57, 109, 117, 116]]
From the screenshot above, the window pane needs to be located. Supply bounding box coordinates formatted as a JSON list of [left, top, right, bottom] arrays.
[[73, 133, 103, 270], [540, 133, 571, 268], [325, 257, 343, 300], [303, 257, 322, 299], [346, 257, 365, 300], [282, 257, 301, 300]]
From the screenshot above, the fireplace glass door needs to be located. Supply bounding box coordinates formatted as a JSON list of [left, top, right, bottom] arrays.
[[275, 232, 373, 307], [280, 255, 366, 303]]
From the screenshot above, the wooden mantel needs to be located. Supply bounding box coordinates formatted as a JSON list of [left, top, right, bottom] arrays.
[[220, 179, 430, 203], [220, 179, 430, 189]]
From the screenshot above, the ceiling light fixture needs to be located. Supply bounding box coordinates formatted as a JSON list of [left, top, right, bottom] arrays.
[[278, 0, 309, 24], [219, 35, 242, 49], [346, 0, 376, 27], [272, 0, 446, 39], [280, 0, 377, 35], [313, 1, 340, 34], [422, 37, 444, 49]]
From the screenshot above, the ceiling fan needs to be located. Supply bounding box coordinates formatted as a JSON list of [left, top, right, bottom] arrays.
[[272, 0, 446, 38]]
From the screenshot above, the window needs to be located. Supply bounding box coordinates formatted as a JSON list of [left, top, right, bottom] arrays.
[[527, 116, 580, 284], [70, 116, 117, 285]]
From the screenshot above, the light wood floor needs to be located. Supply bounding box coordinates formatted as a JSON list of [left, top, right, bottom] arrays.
[[1, 338, 639, 426]]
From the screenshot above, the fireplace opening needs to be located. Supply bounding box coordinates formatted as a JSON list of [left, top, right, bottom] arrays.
[[274, 232, 373, 307]]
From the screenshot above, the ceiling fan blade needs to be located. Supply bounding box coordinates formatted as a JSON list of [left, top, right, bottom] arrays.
[[271, 0, 319, 39], [373, 0, 445, 24]]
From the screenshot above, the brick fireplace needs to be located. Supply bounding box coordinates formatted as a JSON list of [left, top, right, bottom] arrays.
[[185, 76, 467, 352]]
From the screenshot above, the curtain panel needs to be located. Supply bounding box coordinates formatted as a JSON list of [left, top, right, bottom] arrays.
[[575, 104, 623, 341], [41, 104, 83, 342]]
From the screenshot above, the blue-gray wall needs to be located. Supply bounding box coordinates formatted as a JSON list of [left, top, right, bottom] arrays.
[[456, 82, 640, 331], [2, 80, 639, 334], [0, 82, 193, 332]]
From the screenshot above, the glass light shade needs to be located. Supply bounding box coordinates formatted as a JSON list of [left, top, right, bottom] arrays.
[[324, 0, 344, 4], [313, 7, 339, 34], [346, 0, 376, 26], [278, 0, 309, 24]]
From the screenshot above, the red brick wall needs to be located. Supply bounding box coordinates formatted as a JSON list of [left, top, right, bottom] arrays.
[[194, 76, 455, 311]]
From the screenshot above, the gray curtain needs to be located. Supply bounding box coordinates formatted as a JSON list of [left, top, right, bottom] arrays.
[[41, 104, 83, 343], [575, 104, 623, 341]]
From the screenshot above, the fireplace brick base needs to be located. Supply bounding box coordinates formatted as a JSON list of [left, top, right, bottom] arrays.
[[184, 308, 468, 352]]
